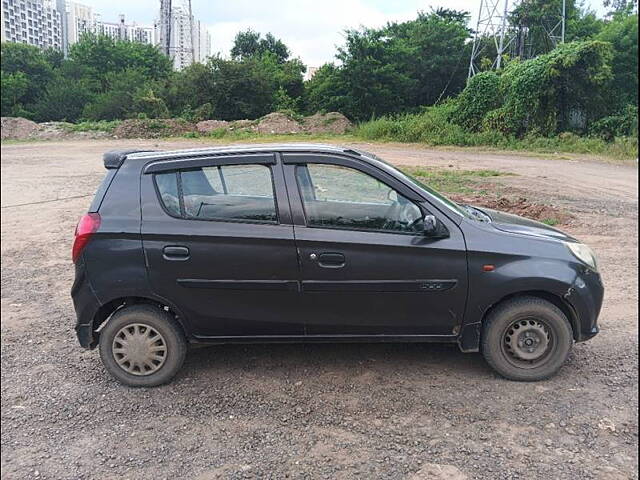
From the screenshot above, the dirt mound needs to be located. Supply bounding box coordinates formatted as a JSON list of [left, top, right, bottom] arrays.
[[113, 118, 196, 139], [196, 120, 229, 133], [229, 119, 255, 131], [190, 112, 353, 136], [453, 195, 573, 225], [254, 112, 304, 134], [30, 122, 110, 140], [303, 112, 352, 134], [1, 117, 40, 140]]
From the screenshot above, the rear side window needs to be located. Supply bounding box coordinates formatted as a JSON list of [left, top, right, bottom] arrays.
[[155, 164, 277, 223]]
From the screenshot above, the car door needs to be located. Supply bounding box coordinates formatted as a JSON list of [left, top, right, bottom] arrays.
[[140, 153, 303, 338], [282, 153, 468, 336]]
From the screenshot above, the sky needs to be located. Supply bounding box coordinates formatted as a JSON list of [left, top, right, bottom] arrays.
[[80, 0, 608, 67]]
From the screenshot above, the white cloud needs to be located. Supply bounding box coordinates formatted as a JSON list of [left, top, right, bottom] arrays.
[[205, 0, 419, 66], [77, 0, 609, 67]]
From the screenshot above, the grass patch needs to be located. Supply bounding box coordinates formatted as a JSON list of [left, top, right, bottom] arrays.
[[541, 218, 560, 226], [189, 129, 355, 143], [401, 167, 511, 194], [354, 108, 638, 161], [63, 120, 122, 133]]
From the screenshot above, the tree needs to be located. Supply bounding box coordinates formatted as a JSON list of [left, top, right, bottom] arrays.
[[1, 42, 54, 114], [388, 9, 471, 106], [0, 71, 29, 117], [303, 64, 347, 114], [334, 27, 416, 120], [603, 0, 638, 16], [31, 74, 94, 122], [68, 34, 172, 87], [304, 9, 471, 120], [596, 12, 638, 109], [82, 68, 152, 120], [231, 29, 290, 63]]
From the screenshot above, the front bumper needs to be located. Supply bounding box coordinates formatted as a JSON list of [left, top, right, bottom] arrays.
[[565, 269, 604, 342]]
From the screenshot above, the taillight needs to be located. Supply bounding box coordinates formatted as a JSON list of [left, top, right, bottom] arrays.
[[72, 213, 101, 263]]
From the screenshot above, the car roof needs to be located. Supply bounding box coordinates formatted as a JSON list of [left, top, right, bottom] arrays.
[[104, 144, 385, 170], [128, 143, 367, 159]]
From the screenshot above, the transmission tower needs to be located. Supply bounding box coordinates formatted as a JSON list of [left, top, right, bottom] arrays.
[[468, 0, 513, 78], [468, 0, 566, 78]]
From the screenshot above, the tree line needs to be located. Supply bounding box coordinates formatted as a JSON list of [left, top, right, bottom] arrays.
[[1, 1, 637, 139]]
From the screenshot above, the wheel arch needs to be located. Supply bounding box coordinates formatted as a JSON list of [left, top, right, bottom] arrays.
[[481, 290, 580, 341], [90, 296, 189, 346]]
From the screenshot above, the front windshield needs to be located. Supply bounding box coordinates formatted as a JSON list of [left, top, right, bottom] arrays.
[[358, 149, 474, 219], [399, 170, 473, 218]]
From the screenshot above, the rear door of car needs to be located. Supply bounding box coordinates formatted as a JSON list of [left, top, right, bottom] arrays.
[[282, 153, 468, 336], [140, 153, 303, 338]]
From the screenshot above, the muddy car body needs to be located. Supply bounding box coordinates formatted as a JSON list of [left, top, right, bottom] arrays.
[[71, 145, 603, 386]]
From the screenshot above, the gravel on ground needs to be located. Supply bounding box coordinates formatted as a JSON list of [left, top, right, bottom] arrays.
[[1, 139, 637, 480]]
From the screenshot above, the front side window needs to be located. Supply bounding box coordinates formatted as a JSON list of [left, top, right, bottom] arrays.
[[296, 163, 423, 233], [155, 164, 277, 223]]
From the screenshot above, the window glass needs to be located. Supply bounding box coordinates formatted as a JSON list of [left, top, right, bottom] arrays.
[[155, 172, 180, 216], [156, 164, 277, 223], [296, 164, 423, 233]]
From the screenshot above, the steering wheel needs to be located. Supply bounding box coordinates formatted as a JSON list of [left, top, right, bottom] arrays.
[[381, 201, 402, 230]]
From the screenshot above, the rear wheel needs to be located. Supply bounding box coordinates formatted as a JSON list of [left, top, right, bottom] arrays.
[[481, 297, 573, 381], [98, 304, 186, 387]]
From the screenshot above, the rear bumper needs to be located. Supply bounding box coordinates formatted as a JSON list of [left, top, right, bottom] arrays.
[[70, 259, 101, 349], [565, 269, 604, 343]]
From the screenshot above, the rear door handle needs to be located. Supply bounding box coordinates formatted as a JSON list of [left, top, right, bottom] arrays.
[[163, 246, 190, 260], [317, 252, 345, 268]]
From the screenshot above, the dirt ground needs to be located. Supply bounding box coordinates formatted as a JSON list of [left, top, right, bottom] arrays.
[[1, 139, 638, 480]]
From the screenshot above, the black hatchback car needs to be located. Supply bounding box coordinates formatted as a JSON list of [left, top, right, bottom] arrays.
[[71, 144, 603, 386]]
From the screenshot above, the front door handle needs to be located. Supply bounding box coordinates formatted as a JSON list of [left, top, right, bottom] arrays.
[[317, 252, 345, 268], [163, 246, 190, 260]]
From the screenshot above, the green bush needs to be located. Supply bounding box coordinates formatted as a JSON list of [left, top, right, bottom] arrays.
[[450, 72, 502, 131], [31, 75, 94, 122], [65, 120, 121, 132], [355, 108, 638, 159], [133, 88, 169, 119], [493, 41, 613, 136], [589, 105, 638, 140]]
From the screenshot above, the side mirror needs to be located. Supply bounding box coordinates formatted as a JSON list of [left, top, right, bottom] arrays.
[[423, 214, 449, 238]]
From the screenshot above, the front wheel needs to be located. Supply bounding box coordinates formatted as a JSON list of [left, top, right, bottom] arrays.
[[481, 297, 573, 381], [98, 304, 187, 387]]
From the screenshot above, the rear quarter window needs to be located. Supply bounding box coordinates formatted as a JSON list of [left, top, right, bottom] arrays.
[[155, 172, 180, 216]]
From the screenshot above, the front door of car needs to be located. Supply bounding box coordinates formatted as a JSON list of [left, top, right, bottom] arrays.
[[282, 153, 468, 336], [140, 153, 303, 337]]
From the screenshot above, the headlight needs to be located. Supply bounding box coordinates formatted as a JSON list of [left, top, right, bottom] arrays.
[[564, 242, 598, 272]]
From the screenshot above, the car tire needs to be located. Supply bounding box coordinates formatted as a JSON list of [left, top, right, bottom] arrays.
[[481, 296, 573, 381], [98, 304, 187, 387]]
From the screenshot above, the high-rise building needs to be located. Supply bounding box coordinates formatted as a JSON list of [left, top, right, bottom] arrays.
[[93, 13, 154, 45], [194, 19, 211, 63], [2, 0, 208, 70], [2, 0, 155, 55], [57, 0, 93, 54], [1, 0, 63, 49], [157, 2, 211, 70]]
